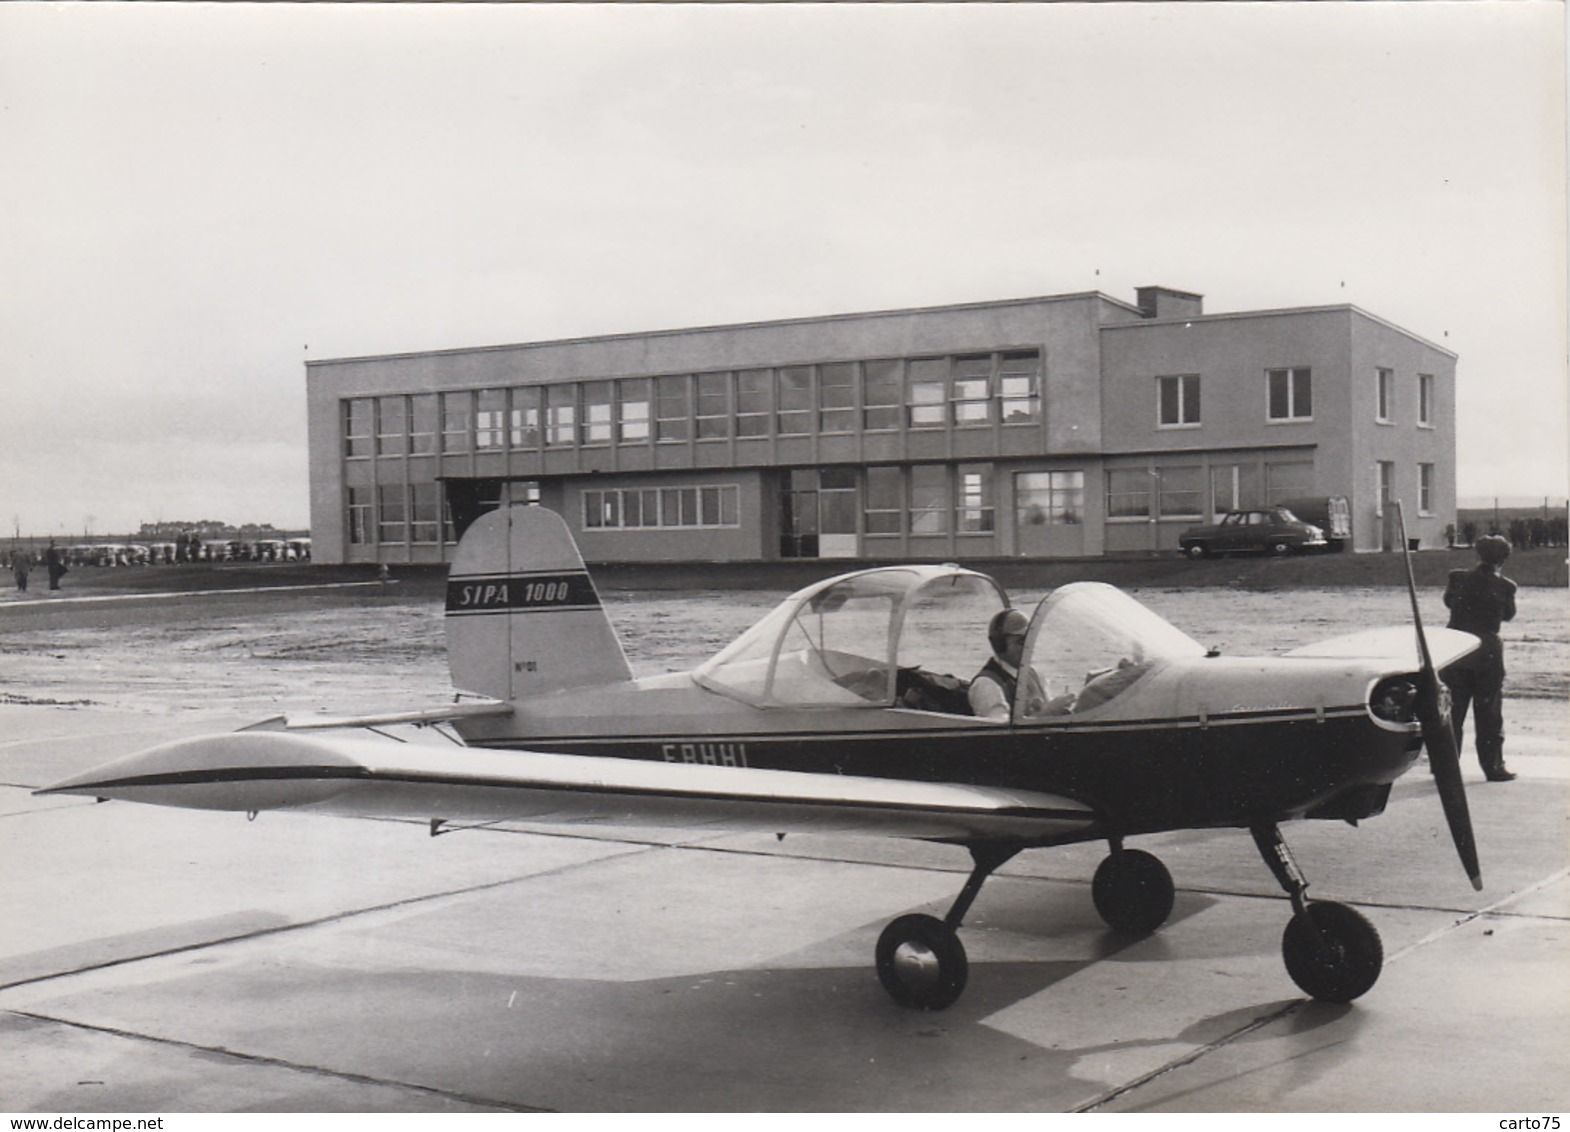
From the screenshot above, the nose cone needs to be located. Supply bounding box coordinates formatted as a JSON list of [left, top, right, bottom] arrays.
[[37, 731, 363, 812]]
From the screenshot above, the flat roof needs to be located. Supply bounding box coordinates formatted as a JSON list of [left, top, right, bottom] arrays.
[[1101, 302, 1457, 359], [306, 289, 1143, 368]]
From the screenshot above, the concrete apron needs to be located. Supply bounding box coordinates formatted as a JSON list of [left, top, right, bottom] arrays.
[[2, 707, 1566, 1112]]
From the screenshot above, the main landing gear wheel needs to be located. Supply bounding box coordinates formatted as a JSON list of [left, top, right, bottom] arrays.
[[1281, 901, 1383, 1003], [1092, 848, 1175, 934], [876, 914, 968, 1010], [874, 843, 1018, 1010]]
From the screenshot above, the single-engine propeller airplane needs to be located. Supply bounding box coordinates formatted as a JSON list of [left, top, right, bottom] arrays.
[[42, 503, 1483, 1011]]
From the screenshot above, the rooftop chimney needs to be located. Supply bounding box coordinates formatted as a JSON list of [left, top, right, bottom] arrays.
[[1136, 286, 1204, 320]]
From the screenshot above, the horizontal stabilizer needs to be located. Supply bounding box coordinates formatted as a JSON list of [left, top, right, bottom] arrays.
[[280, 701, 513, 731], [38, 730, 1097, 843]]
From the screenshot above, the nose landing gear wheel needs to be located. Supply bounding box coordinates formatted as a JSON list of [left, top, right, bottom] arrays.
[[1092, 848, 1175, 934], [1282, 901, 1383, 1003], [875, 913, 968, 1010]]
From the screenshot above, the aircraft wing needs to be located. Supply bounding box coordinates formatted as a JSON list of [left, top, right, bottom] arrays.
[[38, 730, 1097, 843], [1282, 625, 1480, 669]]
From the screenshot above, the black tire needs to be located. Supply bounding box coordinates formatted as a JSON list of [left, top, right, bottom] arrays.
[[875, 913, 968, 1010], [1281, 901, 1383, 1003], [1184, 543, 1208, 560], [1092, 848, 1175, 934], [1269, 541, 1292, 556]]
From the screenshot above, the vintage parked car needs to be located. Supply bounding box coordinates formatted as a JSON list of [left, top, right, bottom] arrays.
[[1179, 507, 1327, 558]]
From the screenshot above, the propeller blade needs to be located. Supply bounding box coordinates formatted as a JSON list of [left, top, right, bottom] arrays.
[[1396, 502, 1483, 891], [1419, 670, 1483, 890]]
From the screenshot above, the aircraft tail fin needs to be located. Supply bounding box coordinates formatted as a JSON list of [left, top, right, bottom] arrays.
[[446, 506, 632, 701]]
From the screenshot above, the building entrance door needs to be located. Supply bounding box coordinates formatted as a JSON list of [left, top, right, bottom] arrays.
[[441, 478, 540, 542], [780, 468, 859, 558], [1014, 471, 1085, 558]]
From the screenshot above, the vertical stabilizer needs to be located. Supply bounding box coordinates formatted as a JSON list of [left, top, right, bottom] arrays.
[[446, 506, 633, 701]]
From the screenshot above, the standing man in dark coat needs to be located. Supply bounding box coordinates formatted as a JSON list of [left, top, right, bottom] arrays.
[[1442, 534, 1518, 781], [45, 541, 67, 591]]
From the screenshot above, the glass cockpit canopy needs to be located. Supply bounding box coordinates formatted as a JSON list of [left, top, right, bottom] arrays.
[[1017, 582, 1209, 720], [693, 566, 1009, 708]]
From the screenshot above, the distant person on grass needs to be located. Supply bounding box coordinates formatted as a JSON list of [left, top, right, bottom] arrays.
[[45, 542, 67, 591], [11, 549, 30, 592]]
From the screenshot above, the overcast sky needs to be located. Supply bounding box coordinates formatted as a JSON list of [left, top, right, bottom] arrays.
[[1, 2, 1564, 537]]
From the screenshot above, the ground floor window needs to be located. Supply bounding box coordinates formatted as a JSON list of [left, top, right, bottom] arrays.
[[1016, 471, 1083, 527], [909, 465, 949, 534], [1157, 465, 1204, 518], [377, 483, 407, 544], [1419, 463, 1435, 514], [584, 484, 740, 530], [1266, 461, 1314, 505], [410, 483, 442, 544], [958, 465, 995, 533], [348, 487, 373, 545], [864, 466, 903, 534], [1106, 468, 1152, 519], [1210, 464, 1263, 516]]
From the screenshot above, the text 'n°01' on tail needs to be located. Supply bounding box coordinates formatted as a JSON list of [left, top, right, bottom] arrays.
[[445, 506, 632, 703]]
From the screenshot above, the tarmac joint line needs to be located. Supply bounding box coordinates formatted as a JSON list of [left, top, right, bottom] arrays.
[[5, 1008, 547, 1113], [1071, 870, 1570, 1112], [0, 839, 665, 993], [1073, 1000, 1309, 1112]]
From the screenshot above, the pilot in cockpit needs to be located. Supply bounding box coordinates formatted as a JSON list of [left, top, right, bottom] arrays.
[[968, 609, 1075, 721]]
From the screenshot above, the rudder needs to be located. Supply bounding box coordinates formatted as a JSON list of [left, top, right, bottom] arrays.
[[446, 506, 633, 700]]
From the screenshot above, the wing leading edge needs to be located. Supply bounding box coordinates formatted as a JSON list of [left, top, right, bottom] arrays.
[[38, 730, 1097, 843], [1282, 625, 1479, 669]]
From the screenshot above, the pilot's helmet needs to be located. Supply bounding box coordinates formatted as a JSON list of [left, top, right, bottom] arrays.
[[1475, 534, 1512, 565], [988, 608, 1030, 654]]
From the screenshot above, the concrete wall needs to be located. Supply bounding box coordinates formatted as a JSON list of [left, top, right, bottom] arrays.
[[306, 293, 1127, 563], [305, 291, 1456, 564], [1099, 307, 1355, 458], [1346, 311, 1458, 550]]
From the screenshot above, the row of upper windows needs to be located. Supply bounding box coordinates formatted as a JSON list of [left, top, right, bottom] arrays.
[[350, 353, 1048, 458], [1374, 369, 1438, 426], [1155, 369, 1438, 429], [342, 350, 1043, 457]]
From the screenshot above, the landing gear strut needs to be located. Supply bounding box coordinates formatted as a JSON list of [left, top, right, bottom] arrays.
[[875, 842, 1018, 1010], [1252, 822, 1383, 1002]]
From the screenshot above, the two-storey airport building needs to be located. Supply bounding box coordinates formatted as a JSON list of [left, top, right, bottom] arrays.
[[305, 285, 1456, 564]]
